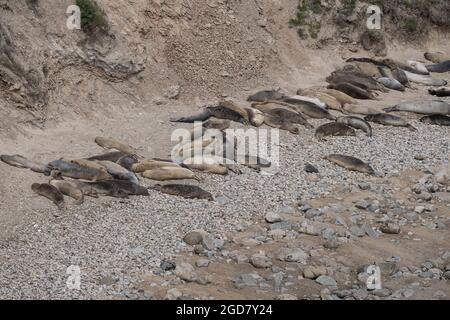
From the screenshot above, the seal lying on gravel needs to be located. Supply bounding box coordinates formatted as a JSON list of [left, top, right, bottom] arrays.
[[336, 116, 373, 137], [428, 88, 450, 97], [264, 108, 313, 128], [263, 115, 299, 134], [327, 72, 387, 92], [182, 158, 228, 175], [84, 180, 149, 197], [426, 60, 450, 73], [285, 95, 328, 109], [247, 90, 286, 102], [403, 70, 448, 86], [364, 114, 417, 131], [117, 155, 139, 170], [277, 99, 336, 120], [315, 122, 356, 140], [246, 108, 265, 127], [424, 52, 450, 64], [97, 160, 139, 184], [49, 180, 84, 204], [132, 160, 181, 173], [384, 101, 450, 115], [48, 159, 113, 181], [171, 102, 249, 124], [377, 77, 405, 92], [327, 83, 378, 100], [324, 89, 356, 106], [95, 137, 142, 157], [142, 167, 200, 181], [150, 184, 213, 200], [420, 115, 450, 126], [342, 104, 379, 115], [1, 154, 50, 175], [202, 119, 231, 131], [31, 183, 65, 209], [323, 154, 374, 175], [407, 61, 430, 75], [86, 151, 126, 162]]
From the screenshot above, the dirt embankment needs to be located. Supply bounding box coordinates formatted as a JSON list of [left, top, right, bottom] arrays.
[[1, 0, 449, 138]]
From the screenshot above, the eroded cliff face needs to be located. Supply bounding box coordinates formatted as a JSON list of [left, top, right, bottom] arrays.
[[0, 0, 449, 137]]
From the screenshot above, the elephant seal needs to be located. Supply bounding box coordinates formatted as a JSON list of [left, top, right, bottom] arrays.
[[117, 155, 139, 170], [420, 115, 450, 126], [171, 102, 249, 124], [327, 72, 387, 92], [150, 184, 213, 200], [280, 99, 336, 120], [103, 180, 149, 196], [377, 77, 405, 92], [424, 52, 450, 64], [323, 154, 374, 175], [31, 183, 65, 209], [247, 90, 286, 102], [95, 137, 141, 157], [1, 154, 50, 175], [382, 58, 429, 75], [351, 61, 383, 78], [364, 114, 417, 131], [246, 108, 265, 127], [342, 104, 379, 115], [202, 119, 231, 131], [426, 60, 450, 73], [71, 181, 99, 198], [336, 116, 373, 137], [391, 67, 411, 87], [429, 88, 450, 97], [384, 100, 450, 115], [313, 93, 342, 111], [67, 159, 110, 174], [142, 167, 200, 181], [132, 160, 181, 173], [315, 122, 356, 140], [264, 115, 299, 134], [86, 151, 126, 162], [403, 70, 447, 86], [286, 95, 327, 109], [97, 160, 139, 184], [407, 61, 429, 74], [48, 159, 112, 181], [327, 83, 378, 100], [49, 180, 84, 205], [324, 89, 356, 106], [182, 158, 228, 175], [264, 108, 313, 128]]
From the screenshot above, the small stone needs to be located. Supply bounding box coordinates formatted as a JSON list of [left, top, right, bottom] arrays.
[[372, 288, 392, 298], [174, 263, 198, 282], [277, 248, 308, 263], [250, 253, 272, 269], [315, 275, 337, 288], [265, 212, 282, 223], [195, 259, 210, 268], [380, 223, 401, 235], [165, 288, 183, 300], [299, 221, 321, 236], [414, 206, 426, 214], [160, 260, 176, 271], [303, 266, 327, 279], [305, 163, 319, 173], [433, 290, 447, 299], [355, 200, 371, 210], [183, 231, 203, 245], [358, 182, 371, 190], [402, 289, 415, 298], [163, 85, 181, 99]]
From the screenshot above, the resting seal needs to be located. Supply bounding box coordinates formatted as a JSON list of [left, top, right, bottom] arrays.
[[323, 154, 374, 175], [150, 184, 213, 200], [364, 113, 416, 131], [336, 116, 373, 137], [315, 122, 356, 140], [426, 60, 450, 73], [31, 183, 65, 209], [420, 115, 450, 126], [384, 101, 450, 115]]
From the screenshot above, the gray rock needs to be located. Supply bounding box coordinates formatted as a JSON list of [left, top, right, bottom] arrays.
[[372, 288, 392, 298], [233, 273, 264, 288], [269, 221, 293, 231], [305, 163, 319, 173], [165, 288, 183, 300], [195, 259, 210, 268], [433, 290, 447, 299], [265, 212, 282, 223], [303, 266, 327, 279], [160, 259, 176, 271], [183, 231, 203, 245], [352, 289, 369, 300], [358, 182, 371, 190], [250, 253, 272, 269], [380, 222, 401, 234], [315, 275, 337, 288], [355, 200, 371, 210], [163, 85, 181, 99], [276, 294, 298, 300], [277, 248, 308, 263]]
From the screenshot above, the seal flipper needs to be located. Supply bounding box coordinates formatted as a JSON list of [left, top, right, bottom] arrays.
[[407, 124, 418, 132], [170, 110, 212, 123]]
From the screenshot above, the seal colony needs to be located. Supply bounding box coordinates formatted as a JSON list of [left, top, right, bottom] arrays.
[[1, 51, 449, 211]]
